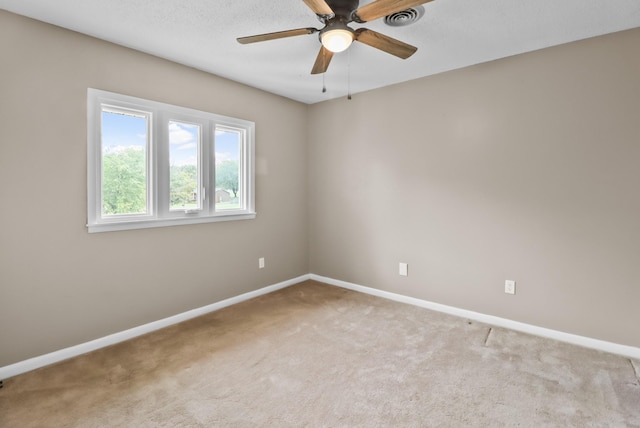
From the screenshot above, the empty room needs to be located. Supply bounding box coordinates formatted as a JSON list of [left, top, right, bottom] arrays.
[[1, 0, 639, 426]]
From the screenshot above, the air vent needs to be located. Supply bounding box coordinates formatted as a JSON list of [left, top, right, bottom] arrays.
[[384, 5, 425, 27]]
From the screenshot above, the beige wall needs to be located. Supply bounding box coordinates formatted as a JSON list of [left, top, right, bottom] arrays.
[[308, 28, 640, 348], [1, 9, 639, 368], [0, 11, 309, 366]]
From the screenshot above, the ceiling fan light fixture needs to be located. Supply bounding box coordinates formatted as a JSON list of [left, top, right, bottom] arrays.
[[321, 28, 354, 53]]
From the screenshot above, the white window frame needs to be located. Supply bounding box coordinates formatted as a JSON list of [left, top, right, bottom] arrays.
[[87, 88, 255, 233]]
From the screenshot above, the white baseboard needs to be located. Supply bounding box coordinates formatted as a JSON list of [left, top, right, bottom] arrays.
[[0, 274, 311, 380], [310, 274, 640, 360], [3, 272, 638, 380]]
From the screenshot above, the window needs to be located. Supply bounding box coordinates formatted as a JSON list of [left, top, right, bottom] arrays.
[[87, 89, 255, 233]]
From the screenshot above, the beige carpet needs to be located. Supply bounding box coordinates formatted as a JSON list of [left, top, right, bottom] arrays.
[[1, 280, 639, 427]]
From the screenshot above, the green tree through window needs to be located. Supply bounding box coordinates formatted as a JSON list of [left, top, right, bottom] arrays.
[[170, 164, 198, 208], [100, 108, 148, 216], [216, 160, 239, 198]]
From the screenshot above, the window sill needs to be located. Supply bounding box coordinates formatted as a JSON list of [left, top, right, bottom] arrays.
[[87, 212, 257, 233]]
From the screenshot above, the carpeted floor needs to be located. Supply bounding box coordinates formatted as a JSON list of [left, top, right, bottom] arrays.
[[1, 280, 639, 427]]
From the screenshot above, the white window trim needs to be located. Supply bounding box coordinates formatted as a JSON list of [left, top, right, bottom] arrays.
[[87, 88, 255, 233]]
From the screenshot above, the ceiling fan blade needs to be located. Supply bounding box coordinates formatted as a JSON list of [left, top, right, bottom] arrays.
[[353, 0, 434, 23], [355, 28, 417, 59], [302, 0, 334, 16], [311, 46, 334, 74], [237, 28, 318, 44]]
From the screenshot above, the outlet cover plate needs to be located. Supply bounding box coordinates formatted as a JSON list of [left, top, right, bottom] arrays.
[[505, 280, 516, 294], [399, 263, 408, 276]]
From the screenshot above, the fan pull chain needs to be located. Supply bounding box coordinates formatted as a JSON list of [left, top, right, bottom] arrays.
[[347, 48, 352, 100], [322, 70, 326, 93], [321, 48, 327, 93]]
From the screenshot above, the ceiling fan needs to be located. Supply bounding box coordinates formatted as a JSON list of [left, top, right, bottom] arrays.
[[237, 0, 433, 74]]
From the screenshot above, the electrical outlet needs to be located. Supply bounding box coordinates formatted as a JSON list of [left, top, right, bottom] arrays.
[[259, 257, 265, 269], [505, 280, 516, 295], [399, 263, 408, 277]]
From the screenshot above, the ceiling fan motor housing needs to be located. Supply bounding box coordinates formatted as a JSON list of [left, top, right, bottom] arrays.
[[322, 0, 360, 21], [317, 0, 359, 51], [319, 18, 354, 38]]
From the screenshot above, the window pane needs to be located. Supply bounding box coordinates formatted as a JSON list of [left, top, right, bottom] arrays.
[[101, 109, 148, 216], [215, 128, 242, 211], [169, 121, 200, 211]]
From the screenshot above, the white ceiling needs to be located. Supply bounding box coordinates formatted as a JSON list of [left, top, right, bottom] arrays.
[[2, 0, 639, 104]]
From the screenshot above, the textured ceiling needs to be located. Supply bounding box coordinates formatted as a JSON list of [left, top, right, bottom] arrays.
[[1, 0, 639, 104]]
